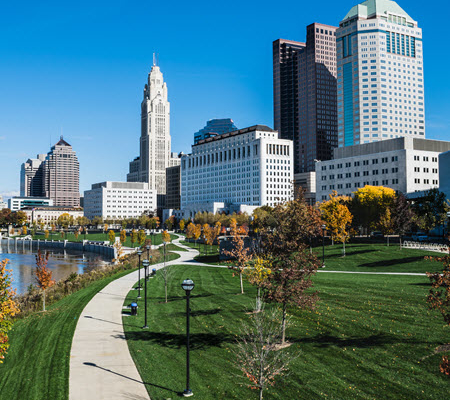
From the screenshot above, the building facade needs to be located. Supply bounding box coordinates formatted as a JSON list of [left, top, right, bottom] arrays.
[[127, 63, 178, 194], [181, 125, 293, 218], [42, 137, 80, 207], [194, 119, 238, 145], [274, 23, 338, 174], [0, 196, 7, 210], [20, 154, 46, 197], [439, 151, 450, 201], [84, 181, 157, 220], [165, 165, 181, 210], [315, 137, 450, 201], [8, 197, 53, 211], [336, 0, 424, 148], [21, 206, 83, 225]]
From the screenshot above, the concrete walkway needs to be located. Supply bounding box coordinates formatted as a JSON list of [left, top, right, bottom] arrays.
[[69, 235, 196, 400]]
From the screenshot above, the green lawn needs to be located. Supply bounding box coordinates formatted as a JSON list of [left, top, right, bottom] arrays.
[[316, 243, 443, 273], [0, 268, 135, 400], [123, 265, 449, 400], [31, 232, 178, 248], [181, 240, 220, 263]]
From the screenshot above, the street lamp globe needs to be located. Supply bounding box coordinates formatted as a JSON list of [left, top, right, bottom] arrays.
[[181, 279, 195, 293], [146, 245, 150, 251], [142, 259, 149, 267], [322, 224, 326, 231], [137, 249, 143, 256]]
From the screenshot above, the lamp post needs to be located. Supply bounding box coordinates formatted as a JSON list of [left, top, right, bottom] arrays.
[[146, 245, 151, 280], [136, 249, 142, 295], [321, 224, 326, 268], [181, 278, 195, 397], [164, 241, 166, 269], [142, 259, 149, 329]]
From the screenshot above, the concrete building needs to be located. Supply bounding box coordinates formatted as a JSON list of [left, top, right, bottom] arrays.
[[84, 181, 157, 220], [43, 137, 80, 207], [194, 119, 238, 145], [8, 197, 53, 211], [273, 22, 338, 174], [293, 172, 316, 205], [181, 125, 294, 218], [20, 154, 46, 197], [439, 151, 450, 200], [126, 61, 179, 194], [166, 165, 181, 210], [315, 137, 450, 201], [21, 206, 84, 225], [337, 0, 424, 147], [0, 196, 7, 210]]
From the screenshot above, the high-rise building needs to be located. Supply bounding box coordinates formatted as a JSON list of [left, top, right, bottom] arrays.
[[336, 0, 424, 147], [43, 137, 80, 207], [273, 22, 338, 174], [165, 165, 181, 210], [127, 62, 179, 194], [20, 154, 46, 197], [194, 119, 238, 145]]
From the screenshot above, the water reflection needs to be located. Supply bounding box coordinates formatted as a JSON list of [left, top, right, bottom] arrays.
[[0, 239, 111, 295]]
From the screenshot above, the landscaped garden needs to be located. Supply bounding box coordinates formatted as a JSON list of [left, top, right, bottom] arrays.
[[123, 263, 449, 400]]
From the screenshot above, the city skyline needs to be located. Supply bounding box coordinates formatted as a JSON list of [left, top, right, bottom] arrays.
[[1, 0, 449, 198]]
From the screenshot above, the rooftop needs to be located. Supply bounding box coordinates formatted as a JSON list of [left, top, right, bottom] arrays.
[[342, 0, 414, 23], [194, 125, 276, 146]]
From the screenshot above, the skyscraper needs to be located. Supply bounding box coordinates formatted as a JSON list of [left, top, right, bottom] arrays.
[[336, 0, 424, 147], [43, 137, 80, 207], [127, 62, 179, 194], [193, 119, 238, 145], [273, 22, 338, 173], [20, 154, 46, 197]]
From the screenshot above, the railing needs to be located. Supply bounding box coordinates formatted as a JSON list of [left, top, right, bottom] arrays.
[[402, 241, 449, 253]]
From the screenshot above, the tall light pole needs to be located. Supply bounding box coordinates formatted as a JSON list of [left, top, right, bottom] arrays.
[[322, 224, 326, 268], [136, 249, 142, 296], [181, 279, 195, 397], [142, 259, 149, 329], [146, 244, 151, 280]]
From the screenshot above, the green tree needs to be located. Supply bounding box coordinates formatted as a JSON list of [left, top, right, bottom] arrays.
[[412, 188, 450, 233], [57, 213, 72, 229]]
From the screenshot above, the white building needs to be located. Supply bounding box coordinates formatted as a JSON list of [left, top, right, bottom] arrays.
[[127, 59, 179, 195], [439, 151, 450, 201], [8, 197, 53, 211], [316, 137, 450, 201], [180, 125, 294, 218], [22, 206, 84, 225], [84, 181, 157, 220], [0, 196, 7, 210], [337, 0, 424, 147]]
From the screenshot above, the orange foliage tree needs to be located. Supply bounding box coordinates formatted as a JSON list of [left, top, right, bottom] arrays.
[[0, 259, 19, 363], [35, 250, 55, 311]]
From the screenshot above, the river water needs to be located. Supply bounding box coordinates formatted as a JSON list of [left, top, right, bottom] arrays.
[[0, 239, 111, 295]]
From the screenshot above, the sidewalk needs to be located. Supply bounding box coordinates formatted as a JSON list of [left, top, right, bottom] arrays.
[[69, 235, 195, 400]]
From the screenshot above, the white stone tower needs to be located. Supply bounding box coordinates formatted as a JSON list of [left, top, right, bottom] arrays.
[[127, 59, 178, 194]]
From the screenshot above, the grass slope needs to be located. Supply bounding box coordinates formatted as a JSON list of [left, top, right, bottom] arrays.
[[0, 269, 133, 400], [124, 265, 449, 400]]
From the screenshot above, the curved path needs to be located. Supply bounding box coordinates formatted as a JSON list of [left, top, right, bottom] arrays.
[[69, 235, 198, 400], [69, 235, 428, 399]]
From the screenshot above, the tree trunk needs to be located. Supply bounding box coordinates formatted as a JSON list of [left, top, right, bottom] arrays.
[[387, 235, 390, 247], [43, 289, 46, 312], [240, 272, 244, 294], [342, 239, 346, 257], [259, 387, 263, 400], [256, 287, 261, 312], [281, 303, 287, 345], [165, 281, 168, 303], [399, 236, 402, 249], [331, 237, 334, 246]]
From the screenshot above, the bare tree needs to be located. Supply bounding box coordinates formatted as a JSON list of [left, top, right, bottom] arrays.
[[158, 265, 176, 303], [234, 305, 295, 400]]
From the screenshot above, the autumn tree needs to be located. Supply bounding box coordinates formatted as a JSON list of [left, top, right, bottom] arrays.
[[202, 224, 211, 255], [138, 229, 146, 247], [261, 196, 321, 344], [320, 191, 353, 256], [0, 259, 19, 363], [108, 230, 115, 245], [44, 229, 49, 239], [426, 254, 450, 375], [120, 229, 127, 245], [193, 224, 202, 249], [234, 305, 294, 400], [138, 214, 150, 229], [74, 231, 79, 240], [224, 218, 252, 294], [378, 207, 395, 246], [57, 213, 72, 229], [35, 250, 55, 311], [351, 185, 396, 234], [22, 226, 27, 235], [179, 219, 185, 232], [186, 222, 195, 241], [244, 257, 272, 312], [130, 229, 138, 248]]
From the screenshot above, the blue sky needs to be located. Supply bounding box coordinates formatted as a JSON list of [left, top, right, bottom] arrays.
[[1, 0, 449, 197]]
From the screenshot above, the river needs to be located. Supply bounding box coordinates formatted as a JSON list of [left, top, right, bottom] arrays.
[[0, 239, 111, 295]]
